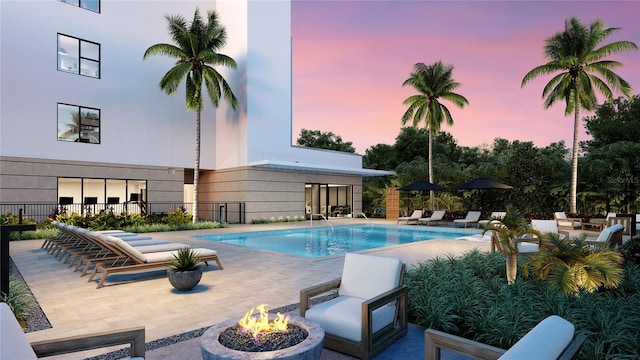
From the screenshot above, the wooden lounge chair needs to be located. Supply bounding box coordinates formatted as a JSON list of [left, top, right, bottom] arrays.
[[418, 210, 445, 226], [453, 211, 482, 228], [1, 302, 145, 359], [478, 211, 506, 229], [300, 253, 407, 360], [554, 211, 582, 230], [88, 235, 223, 289], [73, 229, 191, 276], [397, 209, 423, 224], [425, 315, 586, 360]]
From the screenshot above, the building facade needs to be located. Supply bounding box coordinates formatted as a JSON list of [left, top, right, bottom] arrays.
[[0, 0, 390, 223]]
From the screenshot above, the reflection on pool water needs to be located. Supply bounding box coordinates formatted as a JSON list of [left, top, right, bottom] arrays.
[[196, 225, 481, 258]]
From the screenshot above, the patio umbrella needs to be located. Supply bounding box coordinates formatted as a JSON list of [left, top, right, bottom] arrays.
[[454, 177, 513, 190], [454, 177, 513, 210], [398, 180, 445, 191]]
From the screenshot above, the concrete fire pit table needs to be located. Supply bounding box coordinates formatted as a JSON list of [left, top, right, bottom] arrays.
[[201, 315, 324, 360]]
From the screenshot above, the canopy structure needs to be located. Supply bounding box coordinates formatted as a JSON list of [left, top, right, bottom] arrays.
[[398, 181, 445, 191]]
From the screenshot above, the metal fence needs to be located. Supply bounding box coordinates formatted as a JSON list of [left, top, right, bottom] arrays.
[[0, 202, 245, 224]]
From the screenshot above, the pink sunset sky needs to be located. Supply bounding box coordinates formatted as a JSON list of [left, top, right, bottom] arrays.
[[290, 0, 640, 155]]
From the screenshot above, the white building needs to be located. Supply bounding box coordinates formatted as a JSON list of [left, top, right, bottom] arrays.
[[0, 0, 390, 223]]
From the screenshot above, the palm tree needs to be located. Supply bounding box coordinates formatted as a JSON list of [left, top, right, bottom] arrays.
[[521, 17, 637, 214], [402, 61, 468, 211], [144, 8, 238, 223], [482, 205, 541, 284], [523, 233, 623, 295]]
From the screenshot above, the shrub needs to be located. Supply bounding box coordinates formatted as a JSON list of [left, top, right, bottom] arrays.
[[1, 275, 38, 325], [405, 250, 640, 359], [621, 235, 640, 264], [163, 207, 192, 226]]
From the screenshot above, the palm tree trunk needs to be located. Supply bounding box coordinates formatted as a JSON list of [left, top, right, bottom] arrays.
[[506, 254, 517, 285], [428, 128, 435, 211], [570, 93, 580, 214], [193, 110, 201, 223]]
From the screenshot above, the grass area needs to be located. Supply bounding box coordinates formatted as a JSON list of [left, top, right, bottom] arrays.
[[405, 249, 640, 359]]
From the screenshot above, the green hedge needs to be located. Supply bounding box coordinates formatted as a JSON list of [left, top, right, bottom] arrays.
[[405, 250, 640, 359]]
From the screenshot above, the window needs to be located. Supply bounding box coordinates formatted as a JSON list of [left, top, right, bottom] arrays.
[[57, 34, 100, 78], [58, 103, 100, 144], [58, 178, 147, 215], [58, 0, 100, 13]]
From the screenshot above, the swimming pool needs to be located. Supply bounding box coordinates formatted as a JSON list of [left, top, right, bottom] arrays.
[[196, 225, 481, 258]]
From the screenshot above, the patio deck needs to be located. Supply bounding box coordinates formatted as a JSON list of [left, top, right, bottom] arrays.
[[10, 219, 593, 359]]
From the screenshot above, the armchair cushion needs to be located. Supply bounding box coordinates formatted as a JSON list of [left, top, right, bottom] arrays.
[[0, 302, 37, 359], [338, 253, 403, 300], [499, 315, 574, 359], [304, 296, 396, 342]]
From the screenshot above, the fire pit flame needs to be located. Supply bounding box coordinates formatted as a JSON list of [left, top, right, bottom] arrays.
[[238, 304, 289, 341]]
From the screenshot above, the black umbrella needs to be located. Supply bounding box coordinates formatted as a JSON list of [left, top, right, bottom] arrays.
[[454, 177, 513, 210], [399, 180, 445, 191], [454, 177, 513, 190]]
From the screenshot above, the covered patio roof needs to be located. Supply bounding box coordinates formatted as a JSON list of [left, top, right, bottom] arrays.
[[248, 159, 395, 177]]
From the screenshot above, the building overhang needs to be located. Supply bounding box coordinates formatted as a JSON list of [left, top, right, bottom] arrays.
[[248, 160, 394, 177]]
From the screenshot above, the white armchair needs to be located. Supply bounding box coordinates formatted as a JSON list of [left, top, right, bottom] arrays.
[[425, 315, 586, 360], [0, 303, 145, 359], [300, 253, 408, 359]]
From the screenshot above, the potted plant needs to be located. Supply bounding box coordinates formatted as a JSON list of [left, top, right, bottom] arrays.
[[168, 247, 203, 291]]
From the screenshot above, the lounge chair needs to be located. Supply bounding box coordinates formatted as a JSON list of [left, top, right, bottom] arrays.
[[478, 211, 506, 229], [397, 209, 423, 224], [88, 235, 223, 289], [554, 211, 582, 230], [587, 223, 624, 249], [1, 302, 145, 359], [425, 315, 586, 360], [300, 253, 408, 360], [453, 211, 481, 228], [418, 210, 445, 226]]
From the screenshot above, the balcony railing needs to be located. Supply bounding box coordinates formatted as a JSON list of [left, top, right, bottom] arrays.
[[0, 202, 245, 224]]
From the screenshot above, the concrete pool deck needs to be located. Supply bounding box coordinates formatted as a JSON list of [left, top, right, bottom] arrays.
[[9, 219, 596, 359]]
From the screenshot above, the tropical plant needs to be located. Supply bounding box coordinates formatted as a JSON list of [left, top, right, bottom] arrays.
[[523, 233, 624, 295], [620, 235, 640, 264], [482, 205, 541, 284], [144, 8, 239, 223], [169, 247, 201, 272], [401, 61, 469, 211], [521, 17, 638, 214], [296, 128, 356, 153], [1, 275, 38, 326]]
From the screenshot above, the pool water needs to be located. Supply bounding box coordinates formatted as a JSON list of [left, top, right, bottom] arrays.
[[196, 225, 480, 258]]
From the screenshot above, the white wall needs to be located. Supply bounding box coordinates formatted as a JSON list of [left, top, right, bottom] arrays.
[[0, 1, 216, 168]]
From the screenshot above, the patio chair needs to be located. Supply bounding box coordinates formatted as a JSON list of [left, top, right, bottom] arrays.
[[586, 223, 624, 249], [397, 209, 423, 224], [300, 253, 408, 360], [418, 210, 446, 226], [88, 235, 223, 289], [478, 211, 506, 229], [607, 216, 633, 236], [453, 211, 482, 228], [425, 315, 586, 360], [1, 302, 145, 359], [554, 211, 582, 230]]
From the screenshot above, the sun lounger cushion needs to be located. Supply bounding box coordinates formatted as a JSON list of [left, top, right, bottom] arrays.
[[499, 315, 574, 359], [1, 303, 38, 359], [95, 233, 166, 246], [142, 248, 219, 263], [133, 243, 190, 253]]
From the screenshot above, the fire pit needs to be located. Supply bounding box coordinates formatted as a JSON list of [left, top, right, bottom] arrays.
[[201, 305, 324, 360]]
